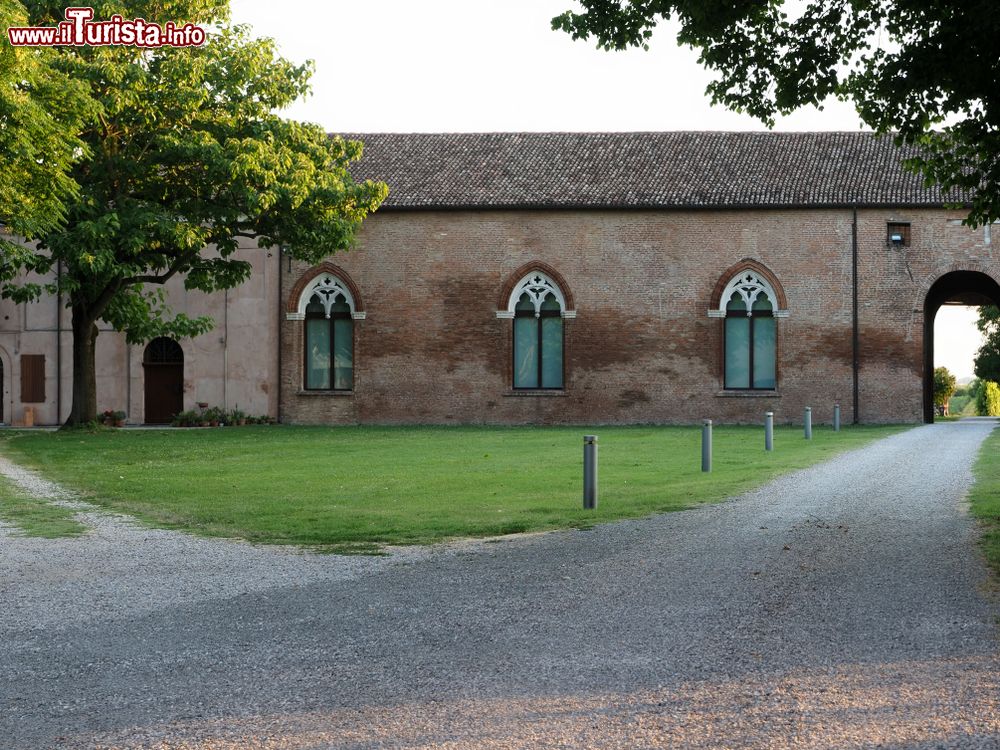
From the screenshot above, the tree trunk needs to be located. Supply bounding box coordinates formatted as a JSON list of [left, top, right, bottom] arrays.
[[65, 306, 99, 427]]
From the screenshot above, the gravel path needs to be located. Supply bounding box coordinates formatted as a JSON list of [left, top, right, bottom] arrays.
[[2, 421, 999, 749]]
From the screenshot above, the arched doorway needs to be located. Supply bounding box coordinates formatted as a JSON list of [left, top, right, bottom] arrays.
[[923, 271, 1000, 422], [143, 337, 184, 424], [0, 356, 4, 424]]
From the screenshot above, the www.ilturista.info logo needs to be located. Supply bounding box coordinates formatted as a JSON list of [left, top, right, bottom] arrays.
[[7, 7, 206, 47]]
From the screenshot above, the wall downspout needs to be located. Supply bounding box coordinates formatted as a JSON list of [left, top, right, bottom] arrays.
[[223, 287, 229, 410], [276, 248, 283, 423], [852, 204, 860, 424], [56, 259, 62, 425]]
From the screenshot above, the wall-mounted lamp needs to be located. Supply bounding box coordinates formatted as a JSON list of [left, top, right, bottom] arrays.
[[886, 222, 911, 249]]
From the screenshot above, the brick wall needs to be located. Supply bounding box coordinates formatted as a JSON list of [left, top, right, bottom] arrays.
[[278, 207, 998, 425]]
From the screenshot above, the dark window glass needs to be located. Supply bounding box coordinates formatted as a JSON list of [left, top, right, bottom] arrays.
[[724, 291, 776, 390], [513, 292, 563, 390], [724, 316, 750, 389], [304, 293, 353, 390], [143, 337, 183, 364]]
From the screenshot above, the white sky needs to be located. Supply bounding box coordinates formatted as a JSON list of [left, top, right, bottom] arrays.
[[227, 0, 866, 133], [228, 0, 984, 378], [935, 307, 984, 382]]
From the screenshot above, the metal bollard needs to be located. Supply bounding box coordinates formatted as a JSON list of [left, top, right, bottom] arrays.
[[765, 411, 774, 452], [804, 407, 813, 440], [583, 435, 598, 509], [702, 419, 712, 472], [833, 404, 841, 432]]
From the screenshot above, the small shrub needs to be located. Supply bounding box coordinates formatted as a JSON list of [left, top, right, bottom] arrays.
[[99, 409, 126, 427], [201, 406, 227, 424], [171, 410, 200, 427]]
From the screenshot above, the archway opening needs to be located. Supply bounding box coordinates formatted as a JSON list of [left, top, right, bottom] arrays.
[[933, 307, 983, 417], [143, 337, 184, 424], [923, 271, 1000, 422]]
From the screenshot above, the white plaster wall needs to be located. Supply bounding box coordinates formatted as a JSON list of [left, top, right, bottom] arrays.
[[0, 238, 279, 425]]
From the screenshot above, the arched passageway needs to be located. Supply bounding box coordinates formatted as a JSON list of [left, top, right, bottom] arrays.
[[923, 271, 1000, 422]]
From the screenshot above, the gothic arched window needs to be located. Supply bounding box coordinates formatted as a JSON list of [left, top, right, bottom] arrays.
[[301, 275, 355, 390], [508, 272, 565, 389], [716, 270, 783, 390]]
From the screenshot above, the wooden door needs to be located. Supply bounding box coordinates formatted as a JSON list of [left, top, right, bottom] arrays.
[[143, 338, 184, 424]]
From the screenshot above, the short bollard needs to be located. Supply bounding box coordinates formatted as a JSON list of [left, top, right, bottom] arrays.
[[583, 435, 598, 509], [701, 419, 712, 473], [804, 407, 813, 440], [833, 404, 841, 432], [765, 411, 774, 452]]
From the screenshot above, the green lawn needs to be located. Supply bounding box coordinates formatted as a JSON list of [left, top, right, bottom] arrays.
[[0, 474, 88, 538], [1, 424, 907, 552], [969, 426, 1000, 574]]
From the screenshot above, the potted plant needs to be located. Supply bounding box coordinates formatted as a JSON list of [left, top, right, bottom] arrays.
[[203, 406, 225, 427], [100, 409, 127, 427], [172, 410, 198, 427]]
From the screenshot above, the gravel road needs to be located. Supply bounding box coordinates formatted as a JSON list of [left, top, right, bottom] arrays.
[[2, 420, 999, 749]]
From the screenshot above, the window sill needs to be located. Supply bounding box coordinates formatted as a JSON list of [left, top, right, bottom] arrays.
[[295, 389, 354, 397], [503, 390, 569, 397], [716, 390, 780, 398]]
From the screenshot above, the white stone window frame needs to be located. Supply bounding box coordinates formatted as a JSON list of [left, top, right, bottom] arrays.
[[287, 274, 366, 321], [495, 271, 577, 319], [708, 270, 789, 318]]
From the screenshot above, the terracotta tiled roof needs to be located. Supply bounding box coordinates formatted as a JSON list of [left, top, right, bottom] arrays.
[[342, 131, 962, 210]]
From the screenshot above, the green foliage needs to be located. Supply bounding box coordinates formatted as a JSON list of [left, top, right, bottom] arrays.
[[948, 393, 972, 415], [974, 306, 1000, 383], [0, 1, 99, 244], [954, 379, 982, 416], [552, 1, 1000, 226], [201, 406, 226, 423], [2, 424, 908, 550], [171, 405, 261, 426], [2, 2, 387, 423], [171, 409, 202, 427], [969, 378, 983, 401], [933, 366, 957, 408], [976, 381, 1000, 416], [99, 409, 127, 425]]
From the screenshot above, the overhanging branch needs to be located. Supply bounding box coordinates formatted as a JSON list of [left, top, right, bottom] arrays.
[[123, 254, 189, 286]]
